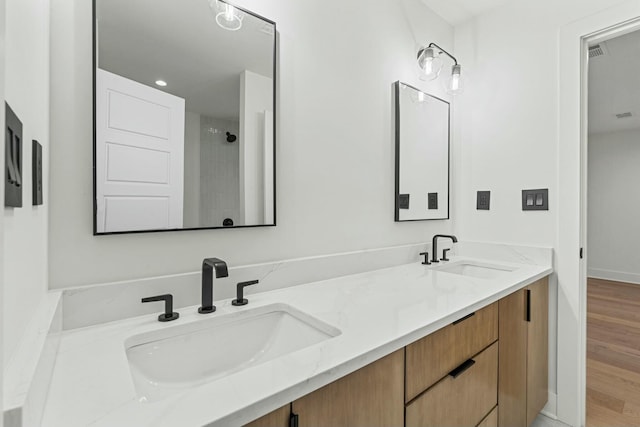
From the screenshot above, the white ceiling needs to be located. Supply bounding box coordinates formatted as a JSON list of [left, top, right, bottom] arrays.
[[420, 0, 513, 25], [97, 0, 274, 121], [588, 30, 640, 135]]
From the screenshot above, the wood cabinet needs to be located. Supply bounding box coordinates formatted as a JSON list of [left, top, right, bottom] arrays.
[[498, 277, 549, 427], [291, 349, 404, 427], [244, 277, 548, 427]]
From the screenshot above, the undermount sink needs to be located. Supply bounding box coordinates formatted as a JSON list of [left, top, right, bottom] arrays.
[[434, 260, 517, 280], [125, 303, 341, 402]]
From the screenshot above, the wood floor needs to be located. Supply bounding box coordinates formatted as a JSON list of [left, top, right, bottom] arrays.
[[587, 277, 640, 426]]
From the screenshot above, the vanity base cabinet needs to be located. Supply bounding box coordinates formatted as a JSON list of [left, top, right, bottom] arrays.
[[406, 342, 498, 427], [291, 349, 404, 427], [498, 277, 548, 427], [243, 277, 548, 427]]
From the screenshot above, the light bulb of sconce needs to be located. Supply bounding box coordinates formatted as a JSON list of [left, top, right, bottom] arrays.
[[417, 47, 443, 81], [224, 4, 234, 21], [445, 64, 464, 95]]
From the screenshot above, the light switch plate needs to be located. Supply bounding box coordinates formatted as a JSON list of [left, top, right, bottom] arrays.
[[32, 140, 43, 206], [522, 189, 548, 211], [477, 191, 490, 210]]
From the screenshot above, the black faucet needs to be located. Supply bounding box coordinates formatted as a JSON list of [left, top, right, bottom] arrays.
[[431, 234, 458, 263], [199, 258, 228, 314]]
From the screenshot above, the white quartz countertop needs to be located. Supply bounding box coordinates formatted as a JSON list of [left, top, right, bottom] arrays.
[[42, 254, 552, 427]]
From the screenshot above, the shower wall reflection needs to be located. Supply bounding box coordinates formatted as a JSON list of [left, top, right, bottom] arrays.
[[199, 117, 240, 228]]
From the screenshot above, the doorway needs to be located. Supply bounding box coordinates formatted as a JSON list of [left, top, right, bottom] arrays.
[[585, 28, 640, 426]]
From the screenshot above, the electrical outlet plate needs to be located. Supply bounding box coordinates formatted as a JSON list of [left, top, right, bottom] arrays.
[[398, 194, 410, 209], [477, 191, 490, 210], [522, 189, 548, 211], [428, 193, 438, 210]]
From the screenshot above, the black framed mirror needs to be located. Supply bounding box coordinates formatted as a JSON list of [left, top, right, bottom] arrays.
[[93, 0, 276, 234], [394, 81, 450, 221]]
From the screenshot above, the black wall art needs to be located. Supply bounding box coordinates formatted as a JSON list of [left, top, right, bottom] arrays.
[[5, 103, 23, 207]]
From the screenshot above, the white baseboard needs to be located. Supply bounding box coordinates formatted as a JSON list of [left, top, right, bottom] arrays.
[[588, 268, 640, 285], [541, 391, 558, 419]]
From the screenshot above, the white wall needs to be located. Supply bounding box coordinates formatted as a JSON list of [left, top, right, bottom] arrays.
[[0, 0, 6, 421], [48, 0, 455, 289], [588, 129, 640, 284], [453, 0, 629, 423], [3, 0, 50, 369]]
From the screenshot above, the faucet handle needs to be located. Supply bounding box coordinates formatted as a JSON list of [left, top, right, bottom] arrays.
[[419, 252, 432, 265], [232, 280, 259, 306], [141, 294, 179, 322], [441, 248, 451, 262]]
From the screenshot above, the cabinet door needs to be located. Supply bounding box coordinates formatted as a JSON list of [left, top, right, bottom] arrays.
[[498, 288, 528, 427], [498, 277, 549, 427], [244, 404, 290, 427], [526, 278, 549, 426], [292, 349, 404, 427]]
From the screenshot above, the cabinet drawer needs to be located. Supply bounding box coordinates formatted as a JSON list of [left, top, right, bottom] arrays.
[[405, 302, 498, 401], [406, 342, 498, 427]]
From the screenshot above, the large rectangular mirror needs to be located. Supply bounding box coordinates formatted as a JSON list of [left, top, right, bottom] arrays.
[[394, 82, 450, 221], [93, 0, 276, 234]]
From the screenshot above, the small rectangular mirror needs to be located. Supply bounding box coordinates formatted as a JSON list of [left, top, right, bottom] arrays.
[[394, 82, 450, 221], [93, 0, 276, 234]]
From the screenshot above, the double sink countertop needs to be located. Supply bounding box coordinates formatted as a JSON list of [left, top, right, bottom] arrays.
[[42, 251, 552, 427]]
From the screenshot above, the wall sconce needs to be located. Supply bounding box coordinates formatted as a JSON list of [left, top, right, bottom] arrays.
[[209, 0, 243, 31], [417, 43, 464, 95]]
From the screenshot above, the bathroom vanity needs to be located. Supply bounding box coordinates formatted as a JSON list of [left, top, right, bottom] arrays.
[[40, 245, 552, 427], [246, 278, 548, 427]]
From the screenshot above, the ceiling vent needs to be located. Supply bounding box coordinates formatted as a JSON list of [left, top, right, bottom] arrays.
[[589, 43, 608, 58], [616, 112, 632, 119]]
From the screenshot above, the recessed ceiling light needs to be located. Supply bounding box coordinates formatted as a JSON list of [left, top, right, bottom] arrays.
[[155, 80, 167, 87]]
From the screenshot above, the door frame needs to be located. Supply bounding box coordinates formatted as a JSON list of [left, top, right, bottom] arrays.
[[558, 2, 640, 425]]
